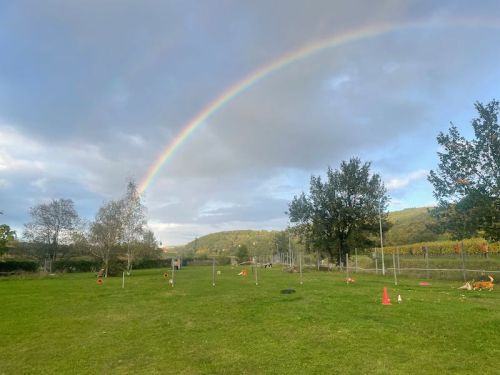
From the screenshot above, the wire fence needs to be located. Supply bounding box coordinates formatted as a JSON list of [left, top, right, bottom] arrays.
[[272, 248, 500, 282]]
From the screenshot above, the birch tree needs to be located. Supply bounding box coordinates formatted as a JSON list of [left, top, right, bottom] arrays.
[[90, 200, 124, 278], [121, 178, 147, 274]]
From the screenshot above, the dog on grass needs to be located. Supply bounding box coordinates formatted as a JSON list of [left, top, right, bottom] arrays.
[[472, 276, 494, 291], [458, 282, 472, 290]]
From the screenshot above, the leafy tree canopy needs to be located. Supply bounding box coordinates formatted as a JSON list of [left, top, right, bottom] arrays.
[[287, 158, 390, 263], [428, 99, 500, 241], [0, 224, 17, 255]]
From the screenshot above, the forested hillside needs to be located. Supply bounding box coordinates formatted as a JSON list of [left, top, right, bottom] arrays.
[[384, 207, 448, 246], [180, 207, 446, 256], [181, 230, 303, 257]]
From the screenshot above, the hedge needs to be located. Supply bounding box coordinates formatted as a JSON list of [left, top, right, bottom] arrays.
[[0, 261, 38, 273], [134, 259, 173, 269], [54, 260, 101, 273]]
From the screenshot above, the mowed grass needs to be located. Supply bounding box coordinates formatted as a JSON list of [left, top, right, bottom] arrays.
[[1, 266, 499, 375]]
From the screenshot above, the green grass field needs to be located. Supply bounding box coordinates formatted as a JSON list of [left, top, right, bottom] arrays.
[[1, 266, 499, 374]]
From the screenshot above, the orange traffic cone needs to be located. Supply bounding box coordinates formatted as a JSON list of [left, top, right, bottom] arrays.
[[382, 286, 391, 305], [242, 270, 246, 276]]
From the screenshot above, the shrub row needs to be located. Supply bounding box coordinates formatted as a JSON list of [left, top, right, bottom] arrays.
[[54, 260, 101, 272], [0, 261, 38, 273], [133, 259, 173, 269]]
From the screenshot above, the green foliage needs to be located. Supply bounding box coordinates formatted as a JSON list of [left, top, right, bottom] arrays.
[[384, 207, 448, 245], [288, 158, 390, 263], [105, 258, 127, 277], [0, 261, 38, 273], [53, 260, 101, 273], [133, 259, 172, 269], [182, 230, 302, 257], [428, 99, 500, 241], [236, 245, 249, 263], [0, 224, 16, 255], [218, 255, 231, 266]]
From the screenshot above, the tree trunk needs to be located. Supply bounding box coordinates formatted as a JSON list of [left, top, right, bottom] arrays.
[[105, 258, 109, 278], [127, 243, 132, 276]]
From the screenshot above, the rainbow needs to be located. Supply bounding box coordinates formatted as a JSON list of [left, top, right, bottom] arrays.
[[138, 18, 499, 194]]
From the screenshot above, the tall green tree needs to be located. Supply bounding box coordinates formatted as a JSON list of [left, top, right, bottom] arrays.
[[287, 158, 390, 264], [428, 99, 500, 241], [0, 224, 16, 255], [236, 244, 249, 263]]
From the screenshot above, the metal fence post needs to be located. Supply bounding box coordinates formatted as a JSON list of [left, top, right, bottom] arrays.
[[393, 253, 397, 286], [425, 245, 430, 279], [397, 246, 401, 275], [355, 248, 358, 273], [299, 253, 303, 285], [212, 258, 215, 286], [346, 254, 349, 283], [255, 256, 258, 286], [171, 258, 175, 288], [461, 241, 466, 281]]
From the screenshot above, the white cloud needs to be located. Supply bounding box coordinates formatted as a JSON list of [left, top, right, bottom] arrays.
[[386, 170, 429, 190], [325, 74, 351, 90], [0, 126, 47, 172], [0, 179, 11, 189], [31, 177, 48, 192]]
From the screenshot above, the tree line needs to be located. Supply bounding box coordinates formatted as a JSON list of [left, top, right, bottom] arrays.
[[1, 178, 160, 277]]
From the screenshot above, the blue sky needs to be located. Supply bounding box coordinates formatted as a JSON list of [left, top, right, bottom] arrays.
[[1, 1, 500, 244]]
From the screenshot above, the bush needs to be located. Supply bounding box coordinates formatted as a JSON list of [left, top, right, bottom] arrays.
[[0, 261, 38, 273], [219, 255, 231, 266], [134, 259, 172, 269], [106, 258, 127, 277], [54, 260, 101, 273]]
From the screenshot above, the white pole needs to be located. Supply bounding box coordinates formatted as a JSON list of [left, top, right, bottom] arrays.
[[171, 259, 175, 288], [379, 192, 386, 276], [288, 225, 291, 266], [397, 246, 401, 275], [212, 258, 215, 286], [355, 248, 358, 273], [254, 256, 258, 286], [299, 253, 303, 284], [346, 254, 349, 283], [122, 271, 125, 288], [393, 253, 398, 286]]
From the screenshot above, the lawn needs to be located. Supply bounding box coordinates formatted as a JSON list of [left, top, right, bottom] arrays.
[[1, 266, 499, 374]]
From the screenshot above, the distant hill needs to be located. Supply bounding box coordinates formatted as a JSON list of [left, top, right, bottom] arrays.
[[179, 207, 447, 255], [182, 229, 301, 257], [385, 207, 448, 246]]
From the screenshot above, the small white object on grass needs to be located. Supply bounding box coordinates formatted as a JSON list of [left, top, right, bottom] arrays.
[[169, 279, 173, 284], [217, 271, 221, 275], [398, 295, 402, 303]]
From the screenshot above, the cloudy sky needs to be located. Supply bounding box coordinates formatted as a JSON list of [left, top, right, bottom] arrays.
[[1, 1, 500, 245]]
